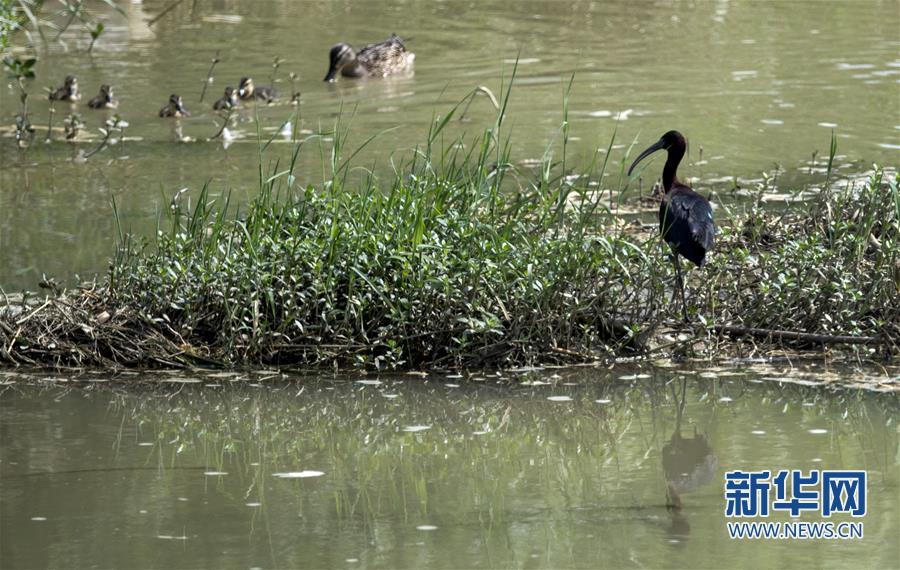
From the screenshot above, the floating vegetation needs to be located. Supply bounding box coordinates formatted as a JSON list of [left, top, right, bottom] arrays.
[[0, 95, 897, 371], [272, 471, 325, 478], [547, 396, 573, 402]]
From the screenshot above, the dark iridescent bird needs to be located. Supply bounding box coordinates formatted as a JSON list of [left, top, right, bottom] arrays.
[[237, 77, 275, 103], [49, 75, 81, 102], [628, 130, 715, 321], [212, 86, 239, 110], [159, 93, 189, 118], [87, 84, 118, 109], [323, 33, 415, 81]]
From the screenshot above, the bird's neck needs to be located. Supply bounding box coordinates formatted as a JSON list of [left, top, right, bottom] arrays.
[[662, 147, 685, 192]]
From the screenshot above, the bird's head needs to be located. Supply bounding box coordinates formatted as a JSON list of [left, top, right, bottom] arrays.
[[628, 130, 687, 176], [238, 77, 254, 98], [169, 93, 186, 112], [324, 43, 355, 81]]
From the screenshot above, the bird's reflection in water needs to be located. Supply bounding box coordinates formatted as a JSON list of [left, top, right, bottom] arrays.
[[661, 379, 718, 544], [171, 120, 190, 143]]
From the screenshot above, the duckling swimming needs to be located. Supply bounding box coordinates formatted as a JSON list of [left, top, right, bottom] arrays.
[[213, 86, 239, 110], [159, 94, 189, 118], [49, 75, 81, 102], [87, 84, 118, 109], [237, 77, 275, 103], [324, 34, 414, 81]]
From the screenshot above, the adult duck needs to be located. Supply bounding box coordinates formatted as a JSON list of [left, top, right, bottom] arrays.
[[324, 34, 414, 81]]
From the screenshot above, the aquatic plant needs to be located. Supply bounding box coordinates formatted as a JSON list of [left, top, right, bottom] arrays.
[[198, 50, 221, 103], [80, 114, 128, 159], [110, 107, 652, 368], [0, 0, 31, 50], [86, 21, 103, 53], [2, 54, 35, 147], [0, 0, 120, 53], [706, 166, 899, 349], [0, 89, 896, 368]]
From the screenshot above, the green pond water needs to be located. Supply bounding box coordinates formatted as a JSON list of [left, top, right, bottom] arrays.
[[0, 365, 898, 569], [1, 0, 899, 291], [2, 4, 899, 564]]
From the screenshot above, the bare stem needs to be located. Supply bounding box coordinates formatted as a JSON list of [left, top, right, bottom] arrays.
[[199, 50, 221, 103], [83, 129, 111, 159], [208, 107, 234, 140]]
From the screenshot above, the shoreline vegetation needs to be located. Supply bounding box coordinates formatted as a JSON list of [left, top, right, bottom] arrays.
[[1, 96, 898, 371]]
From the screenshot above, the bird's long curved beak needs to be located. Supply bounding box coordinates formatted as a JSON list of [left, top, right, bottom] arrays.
[[323, 66, 337, 82], [627, 139, 667, 176]]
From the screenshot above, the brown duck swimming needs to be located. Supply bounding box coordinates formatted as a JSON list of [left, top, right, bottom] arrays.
[[324, 34, 415, 81], [159, 94, 189, 118], [237, 77, 275, 103], [213, 86, 239, 110], [49, 75, 81, 102], [87, 84, 118, 109]]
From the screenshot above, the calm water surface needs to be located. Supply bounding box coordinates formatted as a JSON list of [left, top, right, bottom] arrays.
[[1, 365, 898, 569], [1, 0, 899, 290]]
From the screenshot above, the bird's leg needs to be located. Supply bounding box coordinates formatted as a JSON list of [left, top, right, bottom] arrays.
[[672, 254, 689, 322], [665, 252, 679, 304]]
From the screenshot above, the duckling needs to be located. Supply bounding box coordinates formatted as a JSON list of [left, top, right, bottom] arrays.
[[87, 84, 118, 109], [237, 77, 275, 103], [324, 34, 415, 81], [212, 86, 239, 110], [49, 75, 81, 102], [159, 94, 189, 118]]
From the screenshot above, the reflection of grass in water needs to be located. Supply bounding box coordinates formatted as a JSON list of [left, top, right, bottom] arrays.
[[4, 368, 895, 566], [107, 369, 897, 533]]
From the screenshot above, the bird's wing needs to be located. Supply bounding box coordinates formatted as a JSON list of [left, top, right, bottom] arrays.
[[357, 35, 407, 66], [681, 192, 715, 251]]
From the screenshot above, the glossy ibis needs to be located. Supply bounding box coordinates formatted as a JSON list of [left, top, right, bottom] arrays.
[[628, 130, 715, 321]]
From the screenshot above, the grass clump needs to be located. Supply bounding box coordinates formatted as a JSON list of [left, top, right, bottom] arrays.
[[0, 97, 897, 369], [705, 167, 899, 344], [109, 115, 660, 368]]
